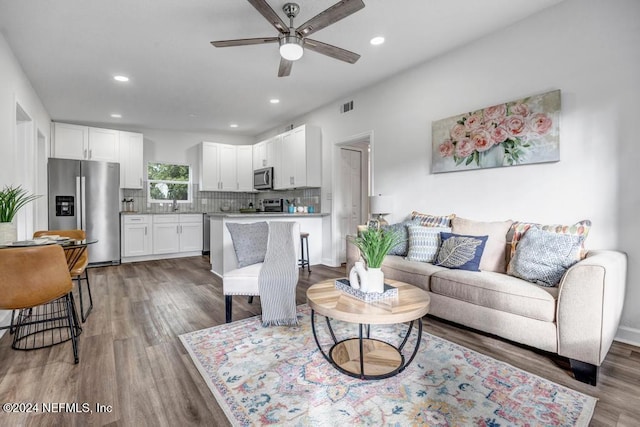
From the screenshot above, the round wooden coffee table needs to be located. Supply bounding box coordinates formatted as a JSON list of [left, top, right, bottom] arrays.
[[307, 278, 430, 380]]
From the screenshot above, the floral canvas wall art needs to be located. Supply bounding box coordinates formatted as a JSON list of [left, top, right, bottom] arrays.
[[432, 90, 560, 173]]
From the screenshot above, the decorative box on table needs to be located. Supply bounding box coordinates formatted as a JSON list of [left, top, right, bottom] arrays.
[[335, 278, 398, 302]]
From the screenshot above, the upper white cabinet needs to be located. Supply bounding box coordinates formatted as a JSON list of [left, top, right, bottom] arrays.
[[236, 145, 253, 191], [200, 142, 252, 192], [277, 125, 321, 189], [88, 127, 120, 161], [52, 123, 120, 162], [119, 131, 144, 189], [253, 141, 266, 170]]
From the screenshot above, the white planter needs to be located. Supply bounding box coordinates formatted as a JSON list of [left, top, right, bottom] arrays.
[[366, 267, 385, 293], [0, 222, 17, 245]]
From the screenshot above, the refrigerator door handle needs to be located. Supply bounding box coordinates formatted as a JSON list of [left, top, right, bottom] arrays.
[[75, 176, 82, 229], [81, 176, 87, 231]]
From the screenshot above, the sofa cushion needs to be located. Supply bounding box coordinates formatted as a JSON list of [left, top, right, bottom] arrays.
[[410, 211, 455, 227], [406, 225, 451, 262], [381, 255, 449, 292], [508, 227, 585, 287], [431, 269, 558, 322], [381, 220, 417, 256], [226, 221, 269, 267], [451, 217, 513, 273], [435, 232, 488, 271]]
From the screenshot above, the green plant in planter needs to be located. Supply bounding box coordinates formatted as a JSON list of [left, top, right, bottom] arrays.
[[0, 185, 40, 223], [349, 227, 404, 268]]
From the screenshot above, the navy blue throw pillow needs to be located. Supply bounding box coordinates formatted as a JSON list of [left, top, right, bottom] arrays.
[[435, 232, 488, 271]]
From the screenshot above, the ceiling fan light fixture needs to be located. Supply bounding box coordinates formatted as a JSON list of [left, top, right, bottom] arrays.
[[279, 35, 304, 61]]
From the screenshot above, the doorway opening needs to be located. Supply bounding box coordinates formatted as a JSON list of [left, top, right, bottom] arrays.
[[336, 134, 370, 263]]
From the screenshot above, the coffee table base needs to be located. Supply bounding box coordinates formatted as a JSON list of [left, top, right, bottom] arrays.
[[311, 310, 423, 380]]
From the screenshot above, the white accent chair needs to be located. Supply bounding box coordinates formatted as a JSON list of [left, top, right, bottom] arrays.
[[223, 222, 300, 323]]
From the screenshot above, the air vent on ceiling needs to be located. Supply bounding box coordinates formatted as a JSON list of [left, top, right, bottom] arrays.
[[340, 100, 354, 114]]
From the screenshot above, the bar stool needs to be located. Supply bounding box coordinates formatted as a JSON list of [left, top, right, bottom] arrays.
[[299, 232, 311, 273]]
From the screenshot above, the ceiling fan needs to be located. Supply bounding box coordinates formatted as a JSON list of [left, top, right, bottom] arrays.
[[211, 0, 365, 77]]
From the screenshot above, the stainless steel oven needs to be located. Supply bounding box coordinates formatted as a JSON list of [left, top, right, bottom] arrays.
[[253, 167, 273, 190]]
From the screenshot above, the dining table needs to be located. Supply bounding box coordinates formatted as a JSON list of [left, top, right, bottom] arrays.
[[0, 237, 97, 350]]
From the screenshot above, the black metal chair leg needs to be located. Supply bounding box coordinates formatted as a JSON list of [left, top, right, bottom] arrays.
[[247, 296, 254, 304], [65, 294, 79, 364], [77, 269, 93, 323], [225, 295, 232, 323]]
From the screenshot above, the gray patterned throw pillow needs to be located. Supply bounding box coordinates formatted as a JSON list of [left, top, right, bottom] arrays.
[[508, 226, 584, 287], [226, 222, 269, 267], [382, 220, 417, 256]]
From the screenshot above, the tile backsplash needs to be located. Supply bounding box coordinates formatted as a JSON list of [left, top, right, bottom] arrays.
[[121, 184, 321, 214]]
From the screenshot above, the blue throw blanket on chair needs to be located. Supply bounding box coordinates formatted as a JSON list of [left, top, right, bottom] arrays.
[[259, 222, 299, 326]]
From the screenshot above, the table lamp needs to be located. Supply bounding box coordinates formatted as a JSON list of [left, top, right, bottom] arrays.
[[370, 195, 393, 226]]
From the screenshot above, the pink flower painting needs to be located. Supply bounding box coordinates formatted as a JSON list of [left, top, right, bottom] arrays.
[[432, 90, 560, 173]]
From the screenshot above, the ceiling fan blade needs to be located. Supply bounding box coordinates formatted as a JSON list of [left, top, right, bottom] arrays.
[[211, 37, 278, 47], [247, 0, 289, 34], [296, 0, 365, 37], [303, 39, 360, 64], [278, 57, 293, 77]]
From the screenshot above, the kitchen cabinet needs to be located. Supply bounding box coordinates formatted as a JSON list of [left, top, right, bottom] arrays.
[[52, 122, 119, 162], [236, 145, 253, 191], [121, 215, 152, 257], [199, 142, 253, 192], [278, 125, 321, 189], [152, 214, 203, 254], [119, 131, 144, 189], [253, 137, 280, 171], [253, 141, 266, 170]]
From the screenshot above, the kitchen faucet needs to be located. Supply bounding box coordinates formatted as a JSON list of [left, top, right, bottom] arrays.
[[172, 198, 178, 211]]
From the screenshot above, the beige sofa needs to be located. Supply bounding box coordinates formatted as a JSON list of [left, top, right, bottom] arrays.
[[346, 217, 627, 385]]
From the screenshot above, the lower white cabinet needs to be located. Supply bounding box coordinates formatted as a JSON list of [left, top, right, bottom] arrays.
[[121, 213, 203, 262], [122, 215, 152, 257]]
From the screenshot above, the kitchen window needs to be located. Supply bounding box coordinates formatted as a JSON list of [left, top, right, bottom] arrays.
[[147, 162, 192, 203]]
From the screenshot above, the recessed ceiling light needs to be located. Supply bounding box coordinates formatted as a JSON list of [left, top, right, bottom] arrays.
[[270, 99, 280, 104], [370, 36, 385, 46], [113, 75, 129, 82], [110, 113, 122, 118], [229, 123, 239, 128]]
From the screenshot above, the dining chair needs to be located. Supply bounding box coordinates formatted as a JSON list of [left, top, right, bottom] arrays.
[[223, 222, 300, 323], [34, 229, 93, 322], [0, 244, 80, 363]]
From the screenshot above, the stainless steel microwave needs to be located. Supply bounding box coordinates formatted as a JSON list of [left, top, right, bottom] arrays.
[[253, 167, 273, 190]]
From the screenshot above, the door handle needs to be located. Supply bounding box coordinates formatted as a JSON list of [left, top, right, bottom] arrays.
[[81, 176, 86, 230], [84, 149, 87, 159], [89, 149, 92, 159], [144, 226, 147, 235], [75, 176, 81, 229]]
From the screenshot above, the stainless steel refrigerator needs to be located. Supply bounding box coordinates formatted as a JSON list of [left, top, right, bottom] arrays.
[[48, 158, 120, 265]]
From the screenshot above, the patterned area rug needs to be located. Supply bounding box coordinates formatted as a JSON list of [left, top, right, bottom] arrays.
[[180, 305, 596, 426]]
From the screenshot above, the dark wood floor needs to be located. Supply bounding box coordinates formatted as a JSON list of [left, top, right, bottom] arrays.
[[0, 256, 638, 426]]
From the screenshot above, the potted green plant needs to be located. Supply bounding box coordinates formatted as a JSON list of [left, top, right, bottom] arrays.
[[0, 185, 40, 245], [348, 227, 404, 293]]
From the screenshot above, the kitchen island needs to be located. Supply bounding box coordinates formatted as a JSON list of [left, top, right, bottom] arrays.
[[209, 212, 328, 277]]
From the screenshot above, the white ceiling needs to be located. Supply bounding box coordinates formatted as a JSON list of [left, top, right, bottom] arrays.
[[0, 0, 563, 136]]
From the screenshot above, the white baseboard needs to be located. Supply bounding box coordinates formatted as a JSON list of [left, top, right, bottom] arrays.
[[615, 325, 640, 347]]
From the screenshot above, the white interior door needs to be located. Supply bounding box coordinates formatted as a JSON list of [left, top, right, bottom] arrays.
[[338, 148, 362, 262]]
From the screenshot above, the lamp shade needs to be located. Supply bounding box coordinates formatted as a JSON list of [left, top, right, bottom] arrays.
[[370, 195, 393, 215]]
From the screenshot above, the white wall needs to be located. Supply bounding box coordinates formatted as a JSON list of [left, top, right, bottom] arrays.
[[258, 0, 640, 343], [129, 127, 253, 184], [0, 33, 52, 329]]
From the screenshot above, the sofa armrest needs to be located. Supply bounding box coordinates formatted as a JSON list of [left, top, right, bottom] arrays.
[[556, 250, 627, 365]]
